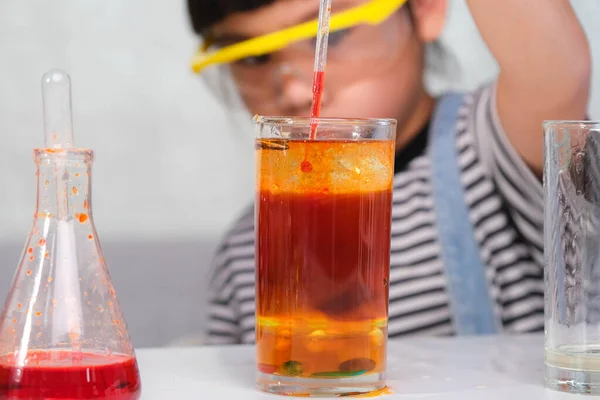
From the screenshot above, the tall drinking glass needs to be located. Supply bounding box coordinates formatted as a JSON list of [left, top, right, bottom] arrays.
[[544, 121, 600, 394], [254, 116, 396, 396]]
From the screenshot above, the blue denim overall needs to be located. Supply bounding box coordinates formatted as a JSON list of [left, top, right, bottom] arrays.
[[429, 93, 502, 335]]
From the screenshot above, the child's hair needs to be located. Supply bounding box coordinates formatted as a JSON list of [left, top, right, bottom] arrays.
[[188, 0, 276, 35]]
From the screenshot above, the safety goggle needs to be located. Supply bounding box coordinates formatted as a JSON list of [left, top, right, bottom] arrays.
[[190, 0, 409, 74]]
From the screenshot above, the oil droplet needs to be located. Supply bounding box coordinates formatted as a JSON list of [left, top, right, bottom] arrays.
[[98, 307, 104, 312], [78, 213, 88, 223], [47, 277, 53, 283], [83, 200, 88, 209], [83, 292, 88, 297], [369, 328, 384, 347], [11, 329, 15, 335], [75, 173, 80, 177], [29, 256, 34, 262], [38, 239, 46, 246], [115, 320, 121, 325], [305, 329, 327, 352], [17, 303, 22, 309], [26, 270, 32, 276], [72, 186, 78, 195], [301, 160, 313, 173], [36, 311, 42, 317], [44, 180, 49, 187], [36, 332, 42, 339], [107, 301, 111, 307], [12, 319, 16, 324], [27, 248, 33, 254], [88, 234, 93, 240], [45, 252, 49, 259], [52, 299, 56, 307], [36, 320, 41, 326]]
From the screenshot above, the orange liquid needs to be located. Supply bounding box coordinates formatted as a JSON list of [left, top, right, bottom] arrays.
[[255, 138, 394, 378]]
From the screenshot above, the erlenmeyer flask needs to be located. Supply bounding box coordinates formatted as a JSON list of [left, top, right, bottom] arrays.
[[0, 71, 141, 400]]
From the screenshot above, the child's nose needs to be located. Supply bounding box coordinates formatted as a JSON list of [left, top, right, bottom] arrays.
[[275, 64, 328, 116]]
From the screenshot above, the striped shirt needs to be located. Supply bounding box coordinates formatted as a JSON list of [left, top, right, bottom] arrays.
[[205, 83, 545, 344]]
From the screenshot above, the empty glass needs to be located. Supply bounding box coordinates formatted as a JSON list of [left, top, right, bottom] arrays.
[[544, 121, 600, 394]]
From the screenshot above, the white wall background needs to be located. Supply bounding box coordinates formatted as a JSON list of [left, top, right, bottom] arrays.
[[0, 0, 599, 347]]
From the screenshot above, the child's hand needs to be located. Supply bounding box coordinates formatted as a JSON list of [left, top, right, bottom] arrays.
[[466, 0, 591, 176]]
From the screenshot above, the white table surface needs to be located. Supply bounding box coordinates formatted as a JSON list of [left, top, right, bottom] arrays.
[[136, 334, 579, 399]]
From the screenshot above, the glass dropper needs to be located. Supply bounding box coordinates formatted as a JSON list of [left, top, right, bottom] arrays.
[[40, 69, 83, 350], [42, 70, 75, 150]]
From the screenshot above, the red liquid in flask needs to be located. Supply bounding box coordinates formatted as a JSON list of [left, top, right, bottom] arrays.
[[0, 351, 141, 400]]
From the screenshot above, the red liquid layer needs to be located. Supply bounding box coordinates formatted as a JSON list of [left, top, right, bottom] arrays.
[[0, 351, 141, 400], [257, 189, 392, 320]]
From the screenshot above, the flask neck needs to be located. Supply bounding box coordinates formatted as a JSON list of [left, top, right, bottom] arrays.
[[34, 149, 94, 222]]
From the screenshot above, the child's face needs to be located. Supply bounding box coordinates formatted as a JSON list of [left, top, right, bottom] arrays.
[[210, 0, 446, 129]]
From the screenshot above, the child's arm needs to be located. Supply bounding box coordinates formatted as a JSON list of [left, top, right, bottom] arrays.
[[466, 0, 591, 176]]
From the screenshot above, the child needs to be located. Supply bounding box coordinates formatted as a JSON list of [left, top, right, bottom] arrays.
[[187, 0, 591, 344]]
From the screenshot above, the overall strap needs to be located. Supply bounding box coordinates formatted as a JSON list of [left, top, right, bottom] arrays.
[[429, 92, 501, 335]]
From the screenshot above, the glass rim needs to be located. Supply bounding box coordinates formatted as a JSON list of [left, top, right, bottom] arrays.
[[253, 115, 398, 128], [543, 120, 600, 129], [34, 148, 94, 163], [34, 148, 94, 155]]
